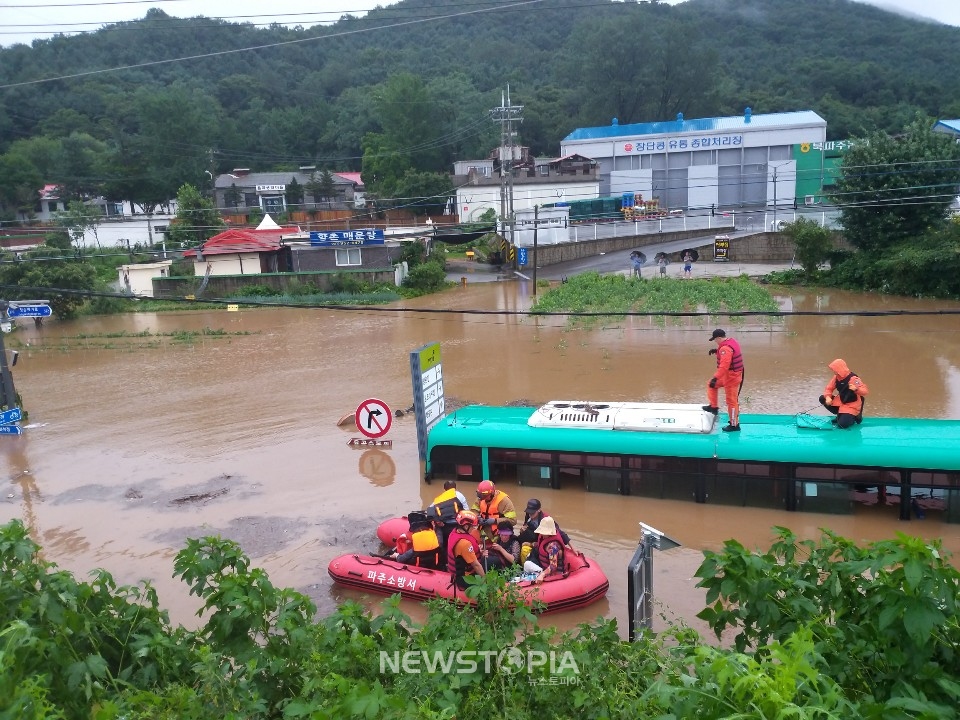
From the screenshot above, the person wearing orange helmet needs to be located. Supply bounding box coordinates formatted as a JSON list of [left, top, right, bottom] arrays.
[[471, 480, 518, 539], [446, 510, 486, 589], [819, 358, 868, 429]]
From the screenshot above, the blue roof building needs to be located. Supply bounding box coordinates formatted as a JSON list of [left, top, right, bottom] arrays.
[[560, 109, 827, 212], [933, 119, 960, 137]]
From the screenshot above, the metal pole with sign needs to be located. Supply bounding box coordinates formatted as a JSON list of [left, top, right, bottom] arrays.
[[410, 342, 445, 463], [0, 301, 20, 412], [627, 522, 680, 640]]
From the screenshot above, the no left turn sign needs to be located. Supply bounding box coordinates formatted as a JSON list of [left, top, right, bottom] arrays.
[[355, 398, 393, 439]]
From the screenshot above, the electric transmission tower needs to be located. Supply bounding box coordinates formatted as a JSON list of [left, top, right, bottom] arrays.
[[490, 86, 523, 248]]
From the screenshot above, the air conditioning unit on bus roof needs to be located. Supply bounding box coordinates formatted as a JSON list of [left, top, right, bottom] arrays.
[[528, 401, 716, 434]]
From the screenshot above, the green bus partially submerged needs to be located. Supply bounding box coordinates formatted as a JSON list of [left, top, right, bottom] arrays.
[[425, 401, 960, 522]]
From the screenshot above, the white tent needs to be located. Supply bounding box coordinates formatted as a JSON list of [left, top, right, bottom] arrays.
[[256, 214, 281, 230]]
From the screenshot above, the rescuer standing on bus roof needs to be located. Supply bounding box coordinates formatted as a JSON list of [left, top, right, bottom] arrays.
[[703, 328, 745, 432], [819, 358, 868, 429]]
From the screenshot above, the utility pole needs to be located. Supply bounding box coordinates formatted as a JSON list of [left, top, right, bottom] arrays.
[[532, 204, 539, 296], [773, 165, 778, 232], [490, 86, 523, 252], [207, 148, 218, 209]]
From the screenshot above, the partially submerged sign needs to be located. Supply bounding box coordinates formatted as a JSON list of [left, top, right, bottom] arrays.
[[410, 342, 445, 460]]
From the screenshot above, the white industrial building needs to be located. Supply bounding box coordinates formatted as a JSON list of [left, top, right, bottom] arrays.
[[560, 109, 827, 212], [453, 152, 600, 222]]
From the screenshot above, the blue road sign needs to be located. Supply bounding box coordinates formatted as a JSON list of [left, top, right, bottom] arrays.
[[7, 304, 52, 318], [0, 424, 22, 435], [517, 247, 528, 266], [0, 408, 22, 425]]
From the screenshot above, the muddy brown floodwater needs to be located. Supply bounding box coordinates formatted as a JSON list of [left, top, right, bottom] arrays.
[[2, 282, 960, 639]]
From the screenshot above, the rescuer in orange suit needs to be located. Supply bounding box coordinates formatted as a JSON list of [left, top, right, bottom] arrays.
[[819, 358, 868, 429], [702, 328, 745, 432]]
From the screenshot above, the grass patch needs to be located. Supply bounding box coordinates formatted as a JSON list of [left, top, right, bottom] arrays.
[[14, 327, 255, 351], [532, 272, 780, 325]]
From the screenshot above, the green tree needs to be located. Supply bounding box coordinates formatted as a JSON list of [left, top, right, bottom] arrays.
[[305, 169, 336, 208], [223, 183, 242, 209], [360, 133, 411, 203], [284, 177, 304, 210], [100, 85, 223, 215], [783, 217, 834, 275], [55, 199, 104, 250], [43, 231, 73, 251], [390, 170, 453, 216], [0, 152, 43, 218], [566, 13, 722, 125], [696, 528, 960, 707], [0, 250, 97, 318], [832, 115, 960, 252], [361, 74, 447, 198], [165, 184, 224, 250]]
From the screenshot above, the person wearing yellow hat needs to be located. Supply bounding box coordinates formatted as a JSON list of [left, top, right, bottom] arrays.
[[523, 516, 566, 585]]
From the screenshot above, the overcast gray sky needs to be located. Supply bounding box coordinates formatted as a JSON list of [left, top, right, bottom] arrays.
[[1, 0, 958, 48]]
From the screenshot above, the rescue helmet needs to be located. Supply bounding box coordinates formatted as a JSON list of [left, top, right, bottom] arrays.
[[476, 480, 496, 500], [456, 510, 479, 528]]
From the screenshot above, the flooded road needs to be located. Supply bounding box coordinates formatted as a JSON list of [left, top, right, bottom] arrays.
[[2, 280, 960, 638]]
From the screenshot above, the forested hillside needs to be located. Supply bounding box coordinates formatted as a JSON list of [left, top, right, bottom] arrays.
[[1, 0, 959, 216]]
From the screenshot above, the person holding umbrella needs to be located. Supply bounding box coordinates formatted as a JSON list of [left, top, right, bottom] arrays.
[[630, 250, 646, 279], [682, 249, 696, 278], [655, 252, 669, 278]]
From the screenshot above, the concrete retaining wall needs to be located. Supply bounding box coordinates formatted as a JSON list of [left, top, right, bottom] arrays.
[[529, 229, 848, 266], [530, 225, 734, 265]]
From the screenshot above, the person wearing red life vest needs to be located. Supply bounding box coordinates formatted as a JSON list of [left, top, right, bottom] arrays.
[[522, 516, 566, 585], [819, 358, 868, 429], [447, 510, 485, 590], [703, 328, 745, 432]]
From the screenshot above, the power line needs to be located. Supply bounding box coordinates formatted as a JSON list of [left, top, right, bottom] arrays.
[[3, 284, 960, 318], [0, 0, 547, 89]]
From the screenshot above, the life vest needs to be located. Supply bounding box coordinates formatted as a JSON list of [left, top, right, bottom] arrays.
[[430, 489, 463, 524], [535, 534, 565, 574], [411, 528, 439, 552], [835, 372, 861, 406], [411, 528, 441, 568], [446, 528, 481, 577], [477, 490, 509, 531], [717, 338, 744, 373]]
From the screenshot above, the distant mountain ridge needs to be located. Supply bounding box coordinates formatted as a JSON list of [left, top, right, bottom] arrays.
[[0, 0, 958, 175]]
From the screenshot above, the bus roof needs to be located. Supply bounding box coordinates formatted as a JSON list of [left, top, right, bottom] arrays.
[[428, 405, 960, 472]]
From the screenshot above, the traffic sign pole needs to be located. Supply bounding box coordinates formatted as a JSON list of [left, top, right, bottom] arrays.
[[0, 302, 18, 410]]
